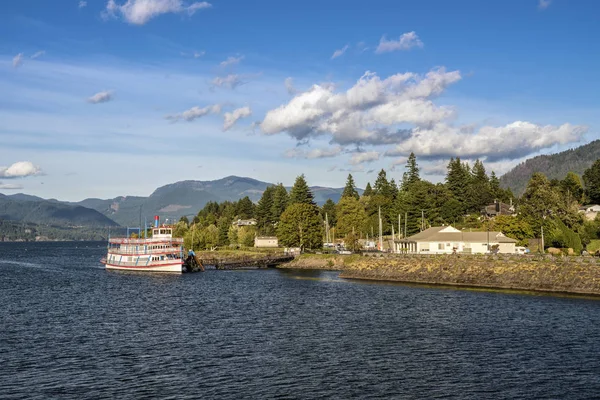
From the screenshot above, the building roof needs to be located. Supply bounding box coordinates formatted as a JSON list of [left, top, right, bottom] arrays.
[[398, 225, 517, 244], [256, 236, 278, 240]]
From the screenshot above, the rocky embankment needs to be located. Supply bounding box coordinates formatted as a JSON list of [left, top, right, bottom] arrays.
[[340, 254, 600, 295], [282, 253, 600, 295]]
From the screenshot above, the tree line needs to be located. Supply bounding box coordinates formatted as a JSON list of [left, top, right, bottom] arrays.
[[173, 155, 600, 253]]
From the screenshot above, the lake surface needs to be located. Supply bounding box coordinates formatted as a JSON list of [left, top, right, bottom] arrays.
[[1, 242, 600, 399]]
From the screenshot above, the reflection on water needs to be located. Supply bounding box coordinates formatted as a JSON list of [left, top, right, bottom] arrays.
[[1, 242, 600, 399]]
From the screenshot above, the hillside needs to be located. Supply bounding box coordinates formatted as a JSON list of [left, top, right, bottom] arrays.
[[72, 176, 354, 226], [500, 140, 600, 195], [0, 196, 119, 228]]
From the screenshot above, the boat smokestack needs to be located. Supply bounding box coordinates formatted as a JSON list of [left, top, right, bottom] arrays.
[[154, 215, 159, 228]]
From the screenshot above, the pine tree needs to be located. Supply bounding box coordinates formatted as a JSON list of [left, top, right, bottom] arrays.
[[336, 196, 367, 236], [256, 186, 275, 234], [289, 174, 316, 205], [389, 178, 399, 201], [583, 160, 600, 204], [468, 159, 492, 212], [402, 152, 420, 188], [363, 182, 373, 197], [341, 174, 360, 199], [271, 183, 289, 223], [374, 169, 391, 198], [235, 196, 255, 219], [445, 157, 471, 213]]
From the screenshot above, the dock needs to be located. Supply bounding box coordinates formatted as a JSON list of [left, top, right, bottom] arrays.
[[184, 252, 294, 272]]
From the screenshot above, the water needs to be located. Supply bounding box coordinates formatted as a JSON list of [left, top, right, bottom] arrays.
[[1, 242, 600, 399]]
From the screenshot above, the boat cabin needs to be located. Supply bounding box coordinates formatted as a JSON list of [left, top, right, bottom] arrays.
[[152, 227, 173, 238]]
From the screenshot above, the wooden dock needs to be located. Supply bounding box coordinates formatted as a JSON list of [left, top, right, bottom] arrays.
[[184, 253, 295, 272]]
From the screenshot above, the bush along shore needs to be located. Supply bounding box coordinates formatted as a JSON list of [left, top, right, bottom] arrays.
[[281, 253, 600, 296]]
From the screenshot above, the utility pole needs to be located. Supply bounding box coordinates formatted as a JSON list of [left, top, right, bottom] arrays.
[[421, 210, 425, 231], [404, 212, 408, 238], [378, 206, 383, 251], [398, 214, 401, 239], [325, 213, 330, 244]]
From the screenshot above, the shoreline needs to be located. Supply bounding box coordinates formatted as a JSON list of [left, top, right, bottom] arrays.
[[279, 253, 600, 296]]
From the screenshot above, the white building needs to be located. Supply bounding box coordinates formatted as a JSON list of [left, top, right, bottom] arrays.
[[579, 205, 600, 221], [254, 236, 279, 248], [394, 225, 517, 254]]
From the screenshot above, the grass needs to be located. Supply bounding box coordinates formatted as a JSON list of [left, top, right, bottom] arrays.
[[587, 240, 600, 253]]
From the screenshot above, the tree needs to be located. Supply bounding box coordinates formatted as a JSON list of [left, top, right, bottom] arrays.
[[519, 172, 562, 236], [277, 203, 323, 250], [235, 196, 255, 219], [217, 217, 230, 246], [336, 196, 367, 237], [468, 159, 492, 212], [228, 225, 239, 246], [179, 216, 190, 226], [341, 174, 360, 199], [374, 169, 392, 198], [321, 199, 337, 227], [446, 157, 471, 214], [289, 174, 315, 206], [238, 226, 257, 247], [256, 186, 275, 234], [402, 152, 420, 188], [583, 160, 600, 204], [271, 183, 289, 223], [363, 182, 373, 197], [561, 172, 585, 204], [490, 215, 534, 246]]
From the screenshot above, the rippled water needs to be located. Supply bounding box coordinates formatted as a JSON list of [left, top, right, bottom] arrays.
[[2, 242, 600, 399]]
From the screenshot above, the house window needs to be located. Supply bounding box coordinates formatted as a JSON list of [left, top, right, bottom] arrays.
[[438, 243, 444, 250]]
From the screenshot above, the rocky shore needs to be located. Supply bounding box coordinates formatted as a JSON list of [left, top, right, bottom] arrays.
[[281, 253, 600, 296]]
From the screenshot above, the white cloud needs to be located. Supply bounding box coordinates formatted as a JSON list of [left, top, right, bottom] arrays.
[[375, 31, 424, 54], [0, 182, 24, 190], [384, 122, 587, 161], [284, 146, 342, 159], [538, 0, 551, 10], [284, 77, 296, 95], [220, 55, 244, 67], [331, 44, 349, 60], [79, 1, 88, 8], [261, 68, 461, 146], [193, 51, 205, 58], [350, 151, 380, 165], [31, 51, 46, 59], [104, 0, 211, 25], [223, 106, 252, 131], [166, 104, 221, 122], [13, 53, 24, 68], [0, 161, 43, 178], [211, 74, 243, 89], [87, 90, 113, 104]]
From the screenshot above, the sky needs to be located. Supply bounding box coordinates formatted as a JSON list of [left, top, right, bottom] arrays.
[[1, 0, 599, 201]]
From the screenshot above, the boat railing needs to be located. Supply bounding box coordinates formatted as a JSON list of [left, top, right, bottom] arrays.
[[107, 247, 183, 256], [108, 238, 184, 245]]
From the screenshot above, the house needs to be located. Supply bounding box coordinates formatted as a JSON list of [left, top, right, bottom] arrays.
[[483, 200, 515, 217], [579, 205, 600, 221], [394, 225, 517, 254], [254, 236, 278, 248], [232, 218, 257, 227]]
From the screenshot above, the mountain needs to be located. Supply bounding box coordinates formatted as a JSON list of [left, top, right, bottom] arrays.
[[71, 176, 355, 227], [0, 196, 119, 228], [500, 140, 600, 195]]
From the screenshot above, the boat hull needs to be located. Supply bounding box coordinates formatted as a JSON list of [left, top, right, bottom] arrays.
[[104, 262, 183, 273]]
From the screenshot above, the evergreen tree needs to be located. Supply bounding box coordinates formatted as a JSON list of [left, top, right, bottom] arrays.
[[363, 182, 373, 197], [289, 174, 316, 206], [341, 174, 360, 199], [560, 172, 585, 204], [217, 217, 230, 246], [179, 216, 190, 226], [583, 160, 600, 204], [277, 203, 323, 250], [446, 157, 471, 213], [468, 159, 492, 212], [256, 186, 275, 234], [374, 169, 392, 198], [519, 172, 562, 236], [402, 152, 420, 188], [235, 196, 255, 219], [389, 178, 399, 201], [271, 183, 289, 222], [490, 171, 502, 199], [321, 199, 337, 227]]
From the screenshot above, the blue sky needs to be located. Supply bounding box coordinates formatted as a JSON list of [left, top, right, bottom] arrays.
[[1, 0, 599, 200]]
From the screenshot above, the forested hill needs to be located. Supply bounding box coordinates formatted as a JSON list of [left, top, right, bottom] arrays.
[[500, 140, 600, 195]]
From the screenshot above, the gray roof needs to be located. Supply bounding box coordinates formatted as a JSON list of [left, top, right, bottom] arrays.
[[399, 226, 517, 244]]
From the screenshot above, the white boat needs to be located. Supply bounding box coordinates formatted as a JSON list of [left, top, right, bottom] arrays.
[[101, 216, 184, 273]]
